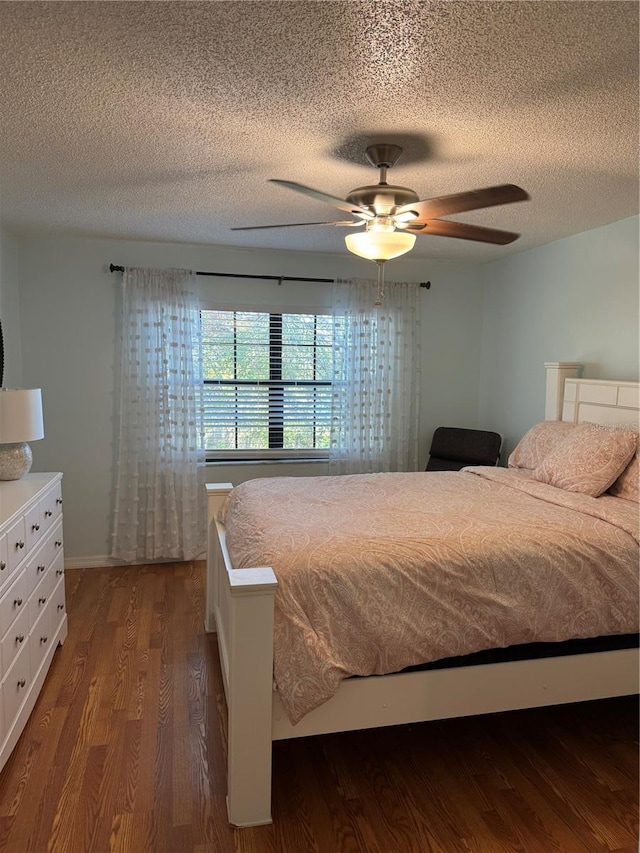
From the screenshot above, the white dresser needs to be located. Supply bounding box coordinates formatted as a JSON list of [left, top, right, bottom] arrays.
[[0, 472, 67, 772]]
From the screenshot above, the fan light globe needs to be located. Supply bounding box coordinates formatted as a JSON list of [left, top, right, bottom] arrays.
[[345, 231, 416, 261]]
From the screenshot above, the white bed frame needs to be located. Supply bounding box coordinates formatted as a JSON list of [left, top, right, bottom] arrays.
[[205, 362, 640, 827]]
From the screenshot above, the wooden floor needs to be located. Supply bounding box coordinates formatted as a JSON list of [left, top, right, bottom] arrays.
[[0, 563, 636, 853]]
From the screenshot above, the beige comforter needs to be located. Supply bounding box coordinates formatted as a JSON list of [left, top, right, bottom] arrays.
[[220, 469, 639, 724]]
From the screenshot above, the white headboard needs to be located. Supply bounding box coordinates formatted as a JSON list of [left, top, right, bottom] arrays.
[[562, 378, 640, 425], [545, 362, 640, 426]]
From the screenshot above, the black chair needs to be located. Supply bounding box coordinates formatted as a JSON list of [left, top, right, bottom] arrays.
[[426, 427, 502, 472]]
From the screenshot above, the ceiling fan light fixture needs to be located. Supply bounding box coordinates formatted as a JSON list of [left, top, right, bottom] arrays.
[[250, 146, 528, 250], [345, 230, 416, 261]]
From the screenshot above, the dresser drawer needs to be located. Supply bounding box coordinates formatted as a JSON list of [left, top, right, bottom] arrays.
[[0, 571, 28, 637], [29, 567, 57, 630], [1, 605, 30, 676], [51, 574, 66, 629], [6, 516, 27, 574], [46, 521, 64, 568], [24, 539, 51, 601], [40, 482, 63, 534], [30, 605, 53, 678], [2, 641, 31, 728], [0, 533, 9, 592], [52, 554, 65, 586], [25, 501, 44, 552]]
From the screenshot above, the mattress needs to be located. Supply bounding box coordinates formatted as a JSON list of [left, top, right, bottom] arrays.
[[220, 468, 639, 724]]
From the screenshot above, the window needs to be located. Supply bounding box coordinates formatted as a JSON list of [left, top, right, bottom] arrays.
[[201, 309, 333, 460]]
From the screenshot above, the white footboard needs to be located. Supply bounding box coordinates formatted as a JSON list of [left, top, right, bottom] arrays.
[[205, 483, 278, 827]]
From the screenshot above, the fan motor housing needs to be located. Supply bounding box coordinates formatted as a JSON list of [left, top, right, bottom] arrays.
[[346, 184, 419, 215]]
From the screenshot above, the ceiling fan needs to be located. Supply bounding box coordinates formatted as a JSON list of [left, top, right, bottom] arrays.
[[232, 143, 529, 302]]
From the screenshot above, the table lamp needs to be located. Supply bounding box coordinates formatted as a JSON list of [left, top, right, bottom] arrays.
[[0, 388, 44, 480]]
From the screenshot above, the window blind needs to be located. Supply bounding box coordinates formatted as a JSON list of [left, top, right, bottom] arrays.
[[202, 310, 333, 456]]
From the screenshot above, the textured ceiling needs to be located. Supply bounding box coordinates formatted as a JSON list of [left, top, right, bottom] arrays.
[[0, 1, 638, 262]]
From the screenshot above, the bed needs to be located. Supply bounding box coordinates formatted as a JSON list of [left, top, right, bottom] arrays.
[[205, 362, 640, 827]]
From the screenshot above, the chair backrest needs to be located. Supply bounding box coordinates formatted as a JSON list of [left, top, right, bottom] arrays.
[[426, 427, 502, 472]]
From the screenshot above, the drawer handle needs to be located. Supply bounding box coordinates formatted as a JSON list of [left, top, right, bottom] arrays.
[[15, 634, 24, 644], [56, 498, 63, 505], [37, 564, 46, 573], [45, 510, 52, 518], [40, 636, 48, 644], [14, 597, 23, 607], [55, 540, 62, 548], [17, 678, 26, 689], [56, 568, 63, 576], [32, 523, 40, 532], [0, 561, 5, 571], [39, 596, 47, 605], [57, 603, 64, 611], [16, 540, 25, 550]]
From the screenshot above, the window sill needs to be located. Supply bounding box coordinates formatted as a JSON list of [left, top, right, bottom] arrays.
[[205, 457, 329, 467]]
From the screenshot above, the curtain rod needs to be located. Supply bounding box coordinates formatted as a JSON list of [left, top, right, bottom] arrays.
[[109, 264, 431, 288]]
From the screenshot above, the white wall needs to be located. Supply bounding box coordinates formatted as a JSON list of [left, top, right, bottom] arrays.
[[478, 216, 639, 458], [15, 233, 482, 564], [0, 226, 22, 387]]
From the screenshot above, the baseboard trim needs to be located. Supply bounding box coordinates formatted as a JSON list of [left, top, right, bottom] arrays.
[[64, 556, 122, 569], [64, 553, 206, 570]]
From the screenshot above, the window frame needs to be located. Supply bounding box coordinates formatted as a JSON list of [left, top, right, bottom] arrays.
[[200, 303, 333, 463]]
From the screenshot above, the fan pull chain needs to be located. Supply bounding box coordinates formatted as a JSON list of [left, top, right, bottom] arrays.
[[374, 261, 386, 306]]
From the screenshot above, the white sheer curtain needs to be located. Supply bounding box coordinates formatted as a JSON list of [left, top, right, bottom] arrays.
[[329, 277, 421, 474], [111, 267, 205, 563]]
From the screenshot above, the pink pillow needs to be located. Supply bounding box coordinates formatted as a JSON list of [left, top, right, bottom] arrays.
[[532, 423, 638, 496], [508, 421, 578, 470], [608, 450, 639, 502]]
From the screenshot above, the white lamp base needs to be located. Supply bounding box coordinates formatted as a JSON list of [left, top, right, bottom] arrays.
[[0, 442, 33, 480]]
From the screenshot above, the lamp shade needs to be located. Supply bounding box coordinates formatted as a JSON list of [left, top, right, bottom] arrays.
[[345, 231, 416, 261], [0, 389, 44, 443]]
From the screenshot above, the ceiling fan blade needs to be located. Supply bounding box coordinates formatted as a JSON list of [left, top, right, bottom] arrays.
[[231, 220, 362, 231], [396, 184, 529, 220], [269, 179, 373, 219], [418, 219, 521, 245]]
